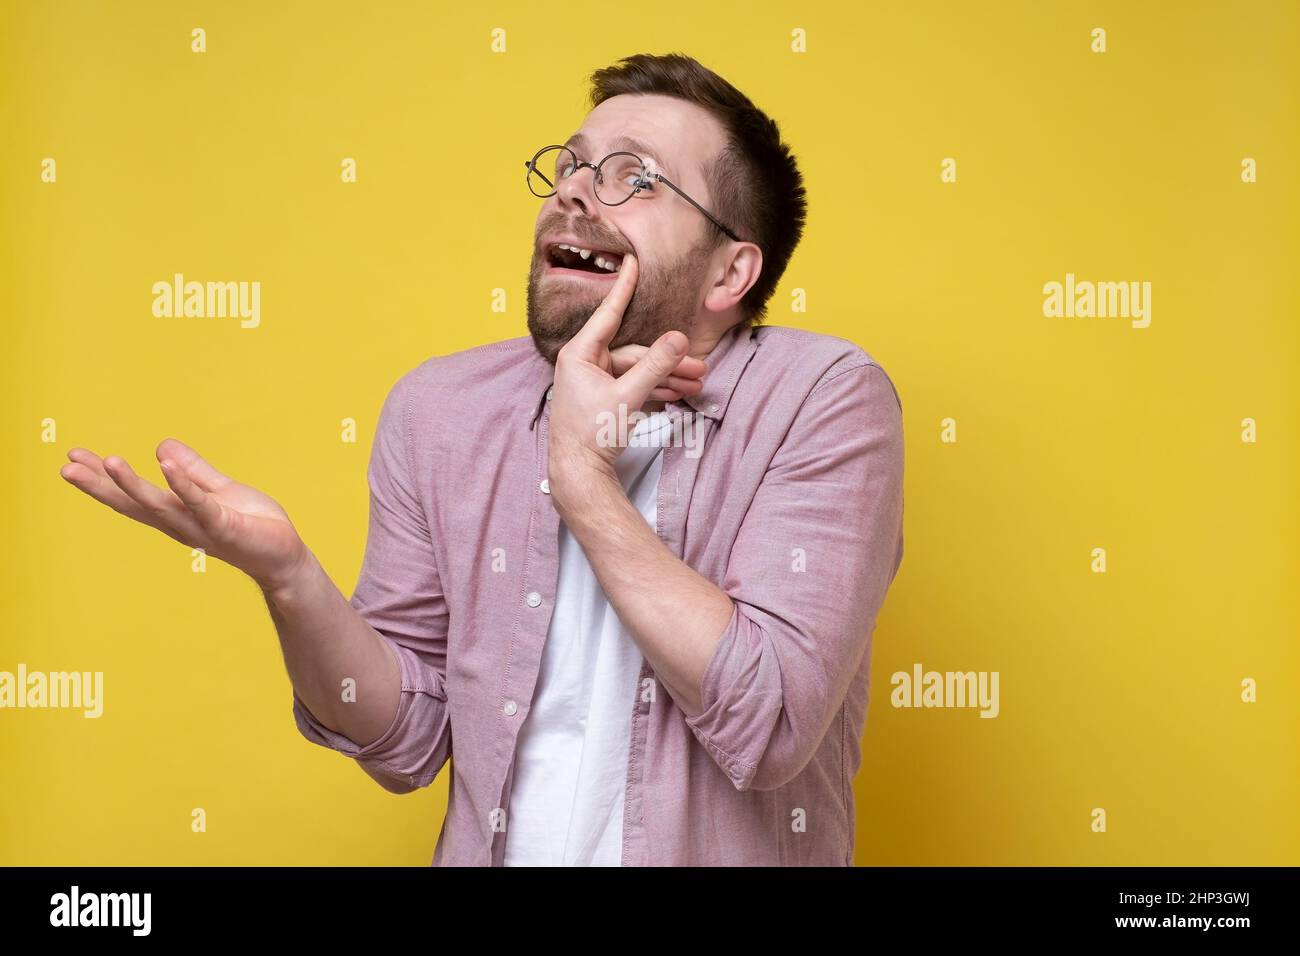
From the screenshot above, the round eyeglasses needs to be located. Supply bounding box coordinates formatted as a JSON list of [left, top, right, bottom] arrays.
[[523, 144, 744, 243]]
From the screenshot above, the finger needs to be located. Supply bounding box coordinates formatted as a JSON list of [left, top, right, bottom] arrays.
[[661, 374, 704, 396], [61, 450, 154, 521], [67, 446, 110, 475], [155, 438, 231, 493], [616, 330, 689, 408], [60, 460, 145, 519], [608, 343, 647, 375], [568, 253, 638, 354], [634, 376, 701, 400], [669, 355, 708, 379], [612, 353, 706, 383], [159, 458, 228, 538], [102, 455, 201, 536], [610, 345, 707, 382]]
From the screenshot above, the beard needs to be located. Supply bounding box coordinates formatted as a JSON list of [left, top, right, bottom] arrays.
[[526, 222, 716, 365]]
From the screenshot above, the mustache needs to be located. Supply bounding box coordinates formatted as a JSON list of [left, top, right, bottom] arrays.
[[535, 212, 630, 256]]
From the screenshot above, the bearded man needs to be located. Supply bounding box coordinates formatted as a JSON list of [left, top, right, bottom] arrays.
[[60, 52, 905, 867]]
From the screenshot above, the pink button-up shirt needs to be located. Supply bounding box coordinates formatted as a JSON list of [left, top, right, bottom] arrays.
[[292, 322, 905, 865]]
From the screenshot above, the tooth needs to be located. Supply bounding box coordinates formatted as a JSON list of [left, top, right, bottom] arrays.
[[559, 244, 572, 250], [595, 257, 608, 269], [579, 248, 591, 259]]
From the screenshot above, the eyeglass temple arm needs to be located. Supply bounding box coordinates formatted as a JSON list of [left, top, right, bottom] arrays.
[[649, 173, 742, 243], [524, 159, 556, 190]]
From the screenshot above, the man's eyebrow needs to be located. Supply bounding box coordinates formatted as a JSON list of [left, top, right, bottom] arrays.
[[563, 132, 674, 178]]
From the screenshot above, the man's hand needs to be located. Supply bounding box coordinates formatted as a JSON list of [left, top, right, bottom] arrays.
[[59, 438, 310, 595], [547, 253, 704, 504], [542, 252, 736, 720], [608, 343, 707, 403]]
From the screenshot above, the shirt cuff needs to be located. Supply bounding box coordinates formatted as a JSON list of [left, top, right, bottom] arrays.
[[682, 603, 786, 791], [291, 639, 446, 766]]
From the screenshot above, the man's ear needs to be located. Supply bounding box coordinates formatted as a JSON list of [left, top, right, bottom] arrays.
[[704, 242, 762, 314]]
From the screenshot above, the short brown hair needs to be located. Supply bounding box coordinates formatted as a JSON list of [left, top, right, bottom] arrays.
[[589, 53, 807, 327]]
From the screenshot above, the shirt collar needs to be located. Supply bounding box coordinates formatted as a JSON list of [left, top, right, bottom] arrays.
[[681, 322, 757, 423], [530, 322, 758, 429]]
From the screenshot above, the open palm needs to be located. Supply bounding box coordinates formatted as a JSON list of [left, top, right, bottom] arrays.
[[59, 437, 308, 592]]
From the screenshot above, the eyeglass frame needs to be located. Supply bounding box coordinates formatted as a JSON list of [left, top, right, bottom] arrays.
[[523, 144, 745, 244]]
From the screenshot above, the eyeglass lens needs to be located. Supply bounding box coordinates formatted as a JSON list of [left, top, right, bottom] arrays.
[[527, 146, 647, 204]]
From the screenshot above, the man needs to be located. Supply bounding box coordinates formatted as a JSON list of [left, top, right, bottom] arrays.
[[59, 52, 905, 866]]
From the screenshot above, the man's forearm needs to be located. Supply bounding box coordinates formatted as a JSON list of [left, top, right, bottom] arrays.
[[553, 464, 734, 718], [261, 550, 402, 747]]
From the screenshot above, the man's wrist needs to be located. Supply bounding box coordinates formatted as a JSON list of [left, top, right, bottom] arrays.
[[548, 444, 621, 517], [259, 547, 323, 610]]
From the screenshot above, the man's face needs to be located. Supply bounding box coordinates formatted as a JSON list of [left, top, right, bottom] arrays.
[[526, 93, 727, 363]]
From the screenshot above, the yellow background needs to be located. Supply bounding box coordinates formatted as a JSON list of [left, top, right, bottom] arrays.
[[2, 0, 1296, 865]]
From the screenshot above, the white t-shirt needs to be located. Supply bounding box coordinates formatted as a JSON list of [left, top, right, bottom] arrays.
[[503, 411, 673, 866]]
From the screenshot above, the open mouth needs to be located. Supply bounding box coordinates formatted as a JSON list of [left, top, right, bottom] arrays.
[[544, 241, 625, 279]]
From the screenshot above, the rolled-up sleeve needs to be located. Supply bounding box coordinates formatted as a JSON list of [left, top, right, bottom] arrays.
[[683, 362, 905, 792], [292, 369, 452, 795]]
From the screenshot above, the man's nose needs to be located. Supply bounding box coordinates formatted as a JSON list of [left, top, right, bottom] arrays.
[[554, 163, 599, 216]]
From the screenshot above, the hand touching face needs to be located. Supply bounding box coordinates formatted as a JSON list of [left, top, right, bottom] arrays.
[[546, 253, 706, 495]]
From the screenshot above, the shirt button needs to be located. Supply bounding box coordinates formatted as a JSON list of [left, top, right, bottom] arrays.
[[709, 403, 720, 413], [540, 478, 550, 494], [526, 591, 542, 607], [546, 386, 554, 402], [503, 700, 518, 716]]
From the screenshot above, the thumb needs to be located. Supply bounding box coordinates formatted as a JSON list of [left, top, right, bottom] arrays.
[[616, 331, 689, 407]]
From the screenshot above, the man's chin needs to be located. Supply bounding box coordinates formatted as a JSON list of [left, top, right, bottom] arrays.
[[527, 329, 564, 366], [526, 309, 589, 365]]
